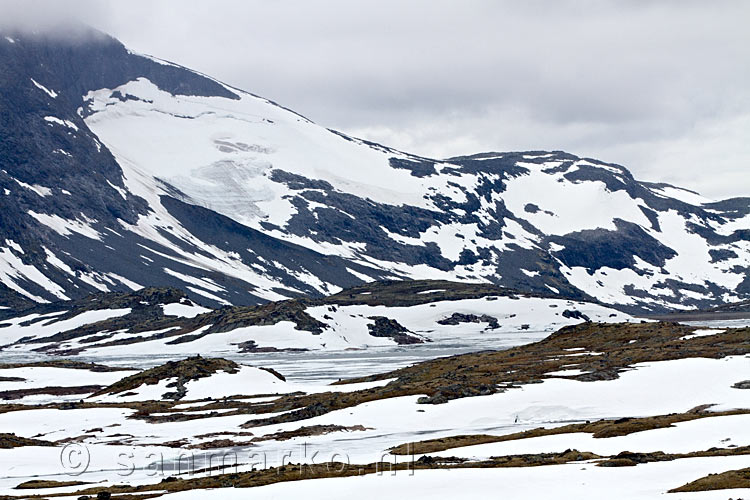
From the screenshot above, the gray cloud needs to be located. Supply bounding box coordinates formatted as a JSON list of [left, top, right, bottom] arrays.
[[2, 0, 749, 199]]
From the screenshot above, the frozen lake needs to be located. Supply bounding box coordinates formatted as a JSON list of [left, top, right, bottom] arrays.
[[0, 329, 553, 384], [3, 318, 747, 384]]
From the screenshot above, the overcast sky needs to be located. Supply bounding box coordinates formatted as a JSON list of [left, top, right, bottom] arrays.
[[4, 0, 750, 199]]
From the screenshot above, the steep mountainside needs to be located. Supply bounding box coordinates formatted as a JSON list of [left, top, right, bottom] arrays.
[[0, 25, 748, 313]]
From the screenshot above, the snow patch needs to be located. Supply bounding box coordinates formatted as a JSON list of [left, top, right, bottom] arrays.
[[43, 116, 78, 131], [28, 211, 102, 240], [13, 179, 51, 197], [162, 302, 212, 318], [30, 78, 58, 98], [680, 328, 726, 340]]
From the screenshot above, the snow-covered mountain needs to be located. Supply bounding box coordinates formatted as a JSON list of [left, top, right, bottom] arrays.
[[1, 25, 748, 313]]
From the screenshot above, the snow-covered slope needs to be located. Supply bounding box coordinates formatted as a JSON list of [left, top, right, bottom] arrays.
[[0, 26, 748, 312], [0, 282, 633, 357]]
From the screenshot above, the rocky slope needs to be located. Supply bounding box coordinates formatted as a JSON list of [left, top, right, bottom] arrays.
[[0, 25, 748, 313]]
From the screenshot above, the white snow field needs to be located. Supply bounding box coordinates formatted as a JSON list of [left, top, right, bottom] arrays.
[[161, 302, 212, 318], [0, 366, 135, 393], [1, 347, 748, 498], [83, 78, 465, 222]]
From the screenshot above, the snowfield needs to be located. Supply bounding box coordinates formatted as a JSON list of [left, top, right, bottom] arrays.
[[1, 331, 749, 498]]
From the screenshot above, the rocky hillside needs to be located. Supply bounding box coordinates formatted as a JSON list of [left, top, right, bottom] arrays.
[[0, 280, 632, 356], [0, 25, 748, 313]]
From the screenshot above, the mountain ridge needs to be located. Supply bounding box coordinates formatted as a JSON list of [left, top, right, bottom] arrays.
[[0, 25, 748, 313], [0, 279, 633, 357]]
